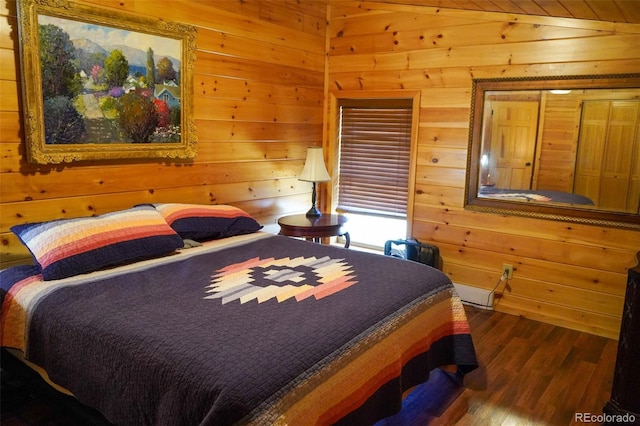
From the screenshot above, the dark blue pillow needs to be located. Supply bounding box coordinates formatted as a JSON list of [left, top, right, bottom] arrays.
[[153, 203, 262, 241]]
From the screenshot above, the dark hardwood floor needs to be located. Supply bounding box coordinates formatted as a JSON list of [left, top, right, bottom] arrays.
[[1, 306, 617, 425], [433, 306, 617, 425]]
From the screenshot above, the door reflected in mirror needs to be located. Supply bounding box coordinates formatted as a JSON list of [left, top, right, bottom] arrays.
[[466, 74, 640, 230]]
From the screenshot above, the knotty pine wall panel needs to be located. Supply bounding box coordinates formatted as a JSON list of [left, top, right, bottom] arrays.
[[0, 0, 326, 267], [535, 93, 582, 192], [326, 1, 640, 338]]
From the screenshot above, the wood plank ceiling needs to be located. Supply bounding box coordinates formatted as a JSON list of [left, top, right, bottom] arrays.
[[349, 0, 640, 24]]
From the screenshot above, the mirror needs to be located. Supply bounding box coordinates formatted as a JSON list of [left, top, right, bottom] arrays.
[[465, 74, 640, 230]]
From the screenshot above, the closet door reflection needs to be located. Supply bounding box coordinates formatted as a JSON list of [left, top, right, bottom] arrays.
[[576, 100, 640, 213]]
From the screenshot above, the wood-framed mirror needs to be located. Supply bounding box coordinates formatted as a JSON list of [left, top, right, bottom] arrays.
[[465, 74, 640, 230]]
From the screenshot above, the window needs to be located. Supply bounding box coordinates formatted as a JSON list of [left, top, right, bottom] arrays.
[[336, 98, 414, 248]]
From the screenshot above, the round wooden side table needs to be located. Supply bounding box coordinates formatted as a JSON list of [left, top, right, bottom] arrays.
[[277, 214, 350, 248]]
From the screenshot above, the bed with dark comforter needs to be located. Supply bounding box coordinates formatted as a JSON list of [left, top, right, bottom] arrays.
[[1, 205, 477, 425], [479, 186, 594, 205]]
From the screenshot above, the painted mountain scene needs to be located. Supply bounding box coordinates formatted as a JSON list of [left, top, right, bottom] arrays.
[[37, 14, 183, 144]]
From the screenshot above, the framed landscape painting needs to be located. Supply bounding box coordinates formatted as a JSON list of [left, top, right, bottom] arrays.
[[17, 0, 197, 164]]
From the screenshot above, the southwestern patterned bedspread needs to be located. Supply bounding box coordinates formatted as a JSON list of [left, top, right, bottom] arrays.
[[1, 233, 477, 425]]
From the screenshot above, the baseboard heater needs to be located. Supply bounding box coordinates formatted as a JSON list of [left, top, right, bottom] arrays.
[[453, 283, 494, 310]]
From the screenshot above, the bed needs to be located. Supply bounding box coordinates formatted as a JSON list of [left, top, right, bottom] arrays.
[[479, 186, 595, 205], [1, 204, 478, 425]]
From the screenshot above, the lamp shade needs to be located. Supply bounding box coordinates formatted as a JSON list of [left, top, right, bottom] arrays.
[[299, 147, 331, 182]]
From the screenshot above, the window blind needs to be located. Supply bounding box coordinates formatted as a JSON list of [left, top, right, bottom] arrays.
[[337, 99, 412, 218]]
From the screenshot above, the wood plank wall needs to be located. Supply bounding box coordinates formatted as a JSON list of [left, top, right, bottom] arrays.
[[0, 0, 326, 267], [326, 1, 640, 338]]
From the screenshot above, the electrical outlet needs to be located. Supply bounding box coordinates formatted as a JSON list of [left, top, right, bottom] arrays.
[[502, 263, 514, 279]]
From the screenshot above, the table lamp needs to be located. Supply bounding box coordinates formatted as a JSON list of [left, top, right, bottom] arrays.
[[299, 147, 331, 217]]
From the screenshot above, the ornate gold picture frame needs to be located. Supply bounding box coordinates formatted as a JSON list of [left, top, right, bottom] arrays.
[[17, 0, 197, 164]]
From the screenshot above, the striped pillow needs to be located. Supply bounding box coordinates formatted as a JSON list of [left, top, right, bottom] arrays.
[[153, 203, 262, 241], [11, 206, 184, 281]]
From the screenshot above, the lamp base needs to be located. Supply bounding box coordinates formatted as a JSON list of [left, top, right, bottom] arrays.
[[305, 181, 322, 218], [305, 205, 322, 217]]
